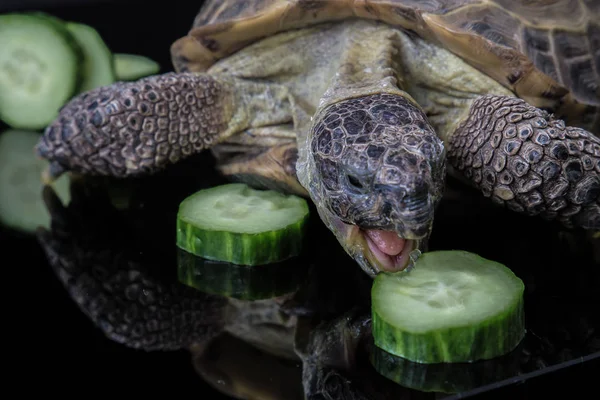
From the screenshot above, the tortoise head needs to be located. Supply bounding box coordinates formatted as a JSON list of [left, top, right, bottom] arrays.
[[299, 93, 446, 276]]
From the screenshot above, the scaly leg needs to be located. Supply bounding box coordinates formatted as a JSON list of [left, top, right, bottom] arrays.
[[447, 95, 600, 230], [36, 72, 295, 181]]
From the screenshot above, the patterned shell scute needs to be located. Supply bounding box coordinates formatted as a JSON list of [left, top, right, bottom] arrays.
[[438, 0, 599, 104], [192, 0, 279, 28], [174, 0, 600, 132]]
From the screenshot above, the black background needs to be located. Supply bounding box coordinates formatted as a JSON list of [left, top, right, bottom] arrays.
[[2, 1, 598, 398]]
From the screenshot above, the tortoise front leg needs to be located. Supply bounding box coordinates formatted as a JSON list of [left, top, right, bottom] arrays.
[[447, 95, 600, 230], [36, 72, 294, 181]]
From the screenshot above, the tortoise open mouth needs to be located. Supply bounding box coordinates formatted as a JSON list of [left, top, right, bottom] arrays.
[[362, 229, 417, 273], [315, 207, 424, 276]]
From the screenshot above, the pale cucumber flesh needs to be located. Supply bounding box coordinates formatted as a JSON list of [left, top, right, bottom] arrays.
[[0, 129, 70, 233], [0, 13, 81, 129], [178, 183, 308, 234], [176, 183, 309, 265], [372, 250, 525, 363]]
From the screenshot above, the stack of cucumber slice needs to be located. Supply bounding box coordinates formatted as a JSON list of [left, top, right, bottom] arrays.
[[0, 12, 160, 130], [0, 12, 160, 233], [176, 183, 311, 300]]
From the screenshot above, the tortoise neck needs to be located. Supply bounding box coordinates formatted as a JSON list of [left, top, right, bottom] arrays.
[[317, 20, 419, 112]]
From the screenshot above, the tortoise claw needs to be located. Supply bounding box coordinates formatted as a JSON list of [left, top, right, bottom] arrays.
[[40, 184, 69, 232], [41, 161, 67, 184]]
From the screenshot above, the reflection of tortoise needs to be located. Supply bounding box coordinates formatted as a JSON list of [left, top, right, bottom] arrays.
[[37, 0, 600, 276], [37, 178, 600, 399]]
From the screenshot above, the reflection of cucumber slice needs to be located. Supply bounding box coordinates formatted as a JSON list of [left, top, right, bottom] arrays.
[[0, 13, 82, 129], [176, 183, 309, 266], [372, 250, 525, 364], [66, 22, 115, 92], [0, 129, 70, 233], [370, 343, 521, 393], [177, 248, 308, 300], [114, 53, 160, 81]]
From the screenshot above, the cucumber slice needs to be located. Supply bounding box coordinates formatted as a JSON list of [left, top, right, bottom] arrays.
[[66, 22, 115, 92], [371, 250, 525, 364], [177, 248, 308, 300], [0, 13, 82, 130], [176, 183, 309, 266], [370, 343, 521, 393], [0, 129, 70, 233], [114, 53, 160, 81]]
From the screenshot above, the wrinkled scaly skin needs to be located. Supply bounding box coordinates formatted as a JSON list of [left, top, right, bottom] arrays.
[[37, 73, 238, 179], [448, 95, 600, 230], [180, 0, 600, 133], [36, 19, 600, 277], [308, 94, 446, 240]]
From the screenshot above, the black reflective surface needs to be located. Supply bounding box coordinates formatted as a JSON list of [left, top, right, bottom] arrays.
[[8, 165, 600, 398], [3, 0, 599, 398]]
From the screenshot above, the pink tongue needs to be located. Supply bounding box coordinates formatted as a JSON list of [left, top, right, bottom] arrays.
[[365, 230, 406, 256]]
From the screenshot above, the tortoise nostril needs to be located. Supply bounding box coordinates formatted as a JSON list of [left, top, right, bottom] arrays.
[[347, 174, 365, 191], [413, 181, 429, 198], [381, 202, 393, 218], [348, 175, 361, 187]]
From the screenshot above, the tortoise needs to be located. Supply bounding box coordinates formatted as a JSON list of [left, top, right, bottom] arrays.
[[36, 0, 600, 276]]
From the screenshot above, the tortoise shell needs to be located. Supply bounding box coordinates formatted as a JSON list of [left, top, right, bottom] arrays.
[[171, 0, 600, 133]]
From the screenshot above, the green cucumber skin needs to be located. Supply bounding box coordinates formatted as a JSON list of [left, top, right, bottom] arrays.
[[113, 53, 160, 81], [0, 13, 84, 130], [177, 248, 308, 300], [176, 214, 309, 266], [369, 343, 521, 393], [372, 295, 525, 364], [66, 22, 116, 92]]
